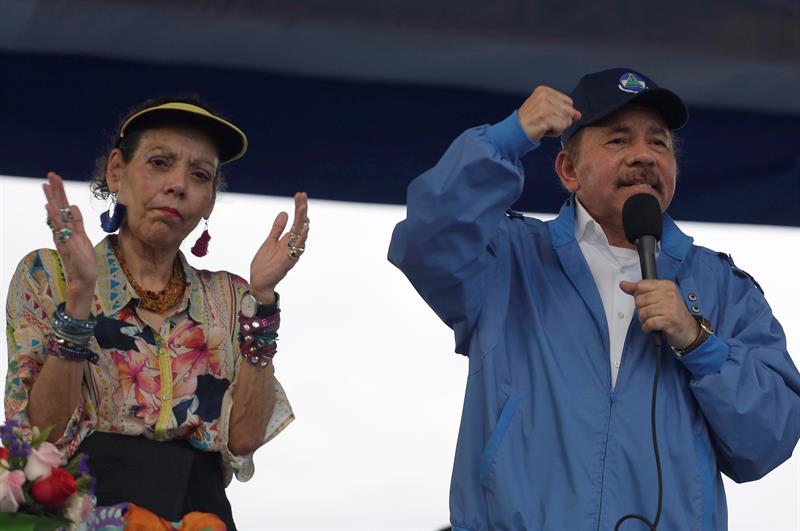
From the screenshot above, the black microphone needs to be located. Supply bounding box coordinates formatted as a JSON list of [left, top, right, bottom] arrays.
[[622, 193, 663, 347]]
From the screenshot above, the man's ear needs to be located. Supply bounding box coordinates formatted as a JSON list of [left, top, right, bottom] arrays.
[[106, 149, 124, 194], [555, 150, 580, 193]]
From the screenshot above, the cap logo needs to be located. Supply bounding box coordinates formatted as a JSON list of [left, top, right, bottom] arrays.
[[618, 73, 647, 94]]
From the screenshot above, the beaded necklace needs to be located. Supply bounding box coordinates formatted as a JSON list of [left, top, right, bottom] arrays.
[[111, 236, 186, 313]]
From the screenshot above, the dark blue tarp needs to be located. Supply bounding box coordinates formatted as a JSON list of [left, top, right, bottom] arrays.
[[1, 52, 798, 226]]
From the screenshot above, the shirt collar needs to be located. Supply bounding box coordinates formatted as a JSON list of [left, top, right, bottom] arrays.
[[549, 194, 694, 262], [574, 196, 607, 245], [574, 196, 664, 255], [94, 236, 205, 323]]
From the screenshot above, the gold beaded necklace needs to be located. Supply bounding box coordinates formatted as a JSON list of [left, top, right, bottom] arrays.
[[111, 236, 186, 313]]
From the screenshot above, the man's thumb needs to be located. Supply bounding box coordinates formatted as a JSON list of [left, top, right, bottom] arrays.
[[619, 280, 637, 295]]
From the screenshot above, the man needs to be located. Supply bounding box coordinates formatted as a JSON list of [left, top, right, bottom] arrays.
[[388, 68, 800, 530]]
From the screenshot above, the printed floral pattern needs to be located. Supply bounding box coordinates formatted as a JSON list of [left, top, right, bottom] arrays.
[[5, 237, 294, 485]]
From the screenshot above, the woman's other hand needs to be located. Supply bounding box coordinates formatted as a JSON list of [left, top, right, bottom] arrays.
[[43, 172, 97, 319], [248, 192, 309, 303]]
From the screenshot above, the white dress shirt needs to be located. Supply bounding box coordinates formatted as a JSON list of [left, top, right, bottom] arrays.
[[574, 199, 643, 388]]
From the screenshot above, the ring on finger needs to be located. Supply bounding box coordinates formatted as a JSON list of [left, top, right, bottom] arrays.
[[303, 217, 310, 228], [46, 217, 54, 229], [288, 232, 301, 246], [54, 227, 73, 244], [60, 207, 74, 223], [288, 246, 305, 261]]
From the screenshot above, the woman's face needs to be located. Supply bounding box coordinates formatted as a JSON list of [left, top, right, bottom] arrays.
[[107, 126, 219, 251]]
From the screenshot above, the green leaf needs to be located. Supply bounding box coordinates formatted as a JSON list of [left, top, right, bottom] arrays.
[[0, 513, 66, 531], [31, 426, 54, 448], [76, 476, 91, 491]]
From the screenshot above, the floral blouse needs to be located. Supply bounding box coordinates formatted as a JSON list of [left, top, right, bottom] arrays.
[[5, 236, 293, 484]]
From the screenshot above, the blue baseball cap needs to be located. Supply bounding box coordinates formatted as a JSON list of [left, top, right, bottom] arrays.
[[561, 68, 688, 146]]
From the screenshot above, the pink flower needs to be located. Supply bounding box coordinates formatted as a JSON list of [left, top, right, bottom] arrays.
[[24, 441, 63, 481], [113, 343, 160, 397], [170, 323, 228, 403], [0, 469, 25, 513], [170, 320, 207, 350]]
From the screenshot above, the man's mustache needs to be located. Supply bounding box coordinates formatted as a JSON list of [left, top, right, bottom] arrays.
[[615, 168, 661, 191]]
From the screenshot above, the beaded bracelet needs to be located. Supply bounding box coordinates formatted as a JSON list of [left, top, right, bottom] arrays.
[[240, 342, 277, 367], [238, 311, 281, 368], [242, 352, 275, 368], [239, 333, 277, 349], [238, 312, 280, 335], [48, 337, 99, 364], [51, 302, 97, 347]]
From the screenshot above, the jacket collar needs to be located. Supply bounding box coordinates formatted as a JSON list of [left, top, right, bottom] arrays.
[[94, 236, 205, 322], [547, 194, 694, 262]]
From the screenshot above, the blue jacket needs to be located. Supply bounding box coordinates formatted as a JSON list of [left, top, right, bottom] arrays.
[[388, 116, 800, 530]]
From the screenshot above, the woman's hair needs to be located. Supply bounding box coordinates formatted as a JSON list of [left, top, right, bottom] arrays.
[[90, 94, 228, 199]]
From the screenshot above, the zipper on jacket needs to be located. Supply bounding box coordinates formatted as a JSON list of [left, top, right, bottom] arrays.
[[596, 393, 614, 531]]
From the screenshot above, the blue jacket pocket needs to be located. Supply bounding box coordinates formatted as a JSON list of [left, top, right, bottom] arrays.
[[479, 393, 520, 489], [694, 433, 715, 531]]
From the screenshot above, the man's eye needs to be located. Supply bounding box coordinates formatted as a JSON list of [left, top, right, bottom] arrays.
[[149, 157, 169, 167], [651, 139, 668, 147], [607, 138, 625, 145]]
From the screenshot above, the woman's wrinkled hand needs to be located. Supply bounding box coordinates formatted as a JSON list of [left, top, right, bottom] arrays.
[[248, 192, 309, 303], [43, 172, 97, 317]]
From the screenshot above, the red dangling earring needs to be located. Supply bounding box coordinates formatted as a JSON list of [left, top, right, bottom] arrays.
[[191, 220, 211, 257]]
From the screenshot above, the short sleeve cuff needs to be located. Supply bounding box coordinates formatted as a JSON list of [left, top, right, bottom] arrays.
[[485, 110, 539, 161], [220, 374, 294, 485], [676, 334, 730, 377]]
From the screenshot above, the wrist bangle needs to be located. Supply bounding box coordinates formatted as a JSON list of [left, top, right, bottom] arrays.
[[238, 311, 280, 334], [238, 310, 281, 368], [48, 337, 99, 364], [51, 302, 96, 347], [240, 344, 277, 367], [53, 302, 97, 330]]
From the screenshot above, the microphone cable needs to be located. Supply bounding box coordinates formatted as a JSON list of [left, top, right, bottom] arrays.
[[613, 337, 664, 530]]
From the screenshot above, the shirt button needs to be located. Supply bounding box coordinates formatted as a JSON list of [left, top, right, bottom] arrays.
[[615, 360, 621, 368], [617, 312, 625, 319]]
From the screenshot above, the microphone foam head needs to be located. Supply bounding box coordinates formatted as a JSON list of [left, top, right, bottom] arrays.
[[622, 193, 663, 244]]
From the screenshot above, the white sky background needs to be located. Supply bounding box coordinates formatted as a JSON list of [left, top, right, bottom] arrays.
[[1, 175, 798, 530]]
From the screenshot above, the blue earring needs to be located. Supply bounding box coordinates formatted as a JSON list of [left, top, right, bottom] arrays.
[[100, 198, 126, 233]]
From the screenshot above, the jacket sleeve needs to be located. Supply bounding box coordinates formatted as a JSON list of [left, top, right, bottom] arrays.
[[678, 261, 800, 482], [387, 111, 538, 354]]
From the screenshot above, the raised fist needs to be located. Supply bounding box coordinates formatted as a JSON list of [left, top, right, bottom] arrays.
[[517, 86, 582, 142]]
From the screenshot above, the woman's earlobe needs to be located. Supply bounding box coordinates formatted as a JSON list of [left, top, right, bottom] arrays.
[[107, 175, 121, 194]]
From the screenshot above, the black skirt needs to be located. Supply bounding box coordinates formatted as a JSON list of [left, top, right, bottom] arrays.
[[77, 431, 236, 530]]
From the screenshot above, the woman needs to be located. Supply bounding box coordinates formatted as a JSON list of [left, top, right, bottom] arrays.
[[4, 97, 309, 529]]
